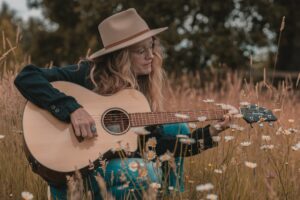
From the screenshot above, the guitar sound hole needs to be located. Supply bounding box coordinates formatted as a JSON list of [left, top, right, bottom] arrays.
[[102, 109, 130, 135]]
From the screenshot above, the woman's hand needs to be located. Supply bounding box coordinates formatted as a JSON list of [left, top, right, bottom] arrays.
[[70, 108, 97, 138], [209, 114, 232, 136]]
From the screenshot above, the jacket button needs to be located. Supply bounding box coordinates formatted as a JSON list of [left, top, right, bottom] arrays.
[[50, 105, 56, 110], [54, 108, 60, 113]]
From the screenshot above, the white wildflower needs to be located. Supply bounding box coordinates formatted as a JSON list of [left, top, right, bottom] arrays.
[[179, 138, 196, 145], [132, 127, 150, 135], [262, 135, 271, 141], [21, 191, 33, 200], [260, 144, 274, 150], [224, 135, 235, 142], [213, 169, 223, 174], [145, 150, 156, 161], [0, 135, 5, 139], [203, 99, 215, 103], [176, 134, 189, 139], [159, 151, 172, 162], [188, 123, 197, 129], [283, 129, 292, 135], [218, 104, 239, 114], [212, 136, 221, 142], [168, 186, 174, 191], [244, 161, 257, 169], [272, 108, 282, 113], [276, 127, 284, 135], [213, 123, 222, 130], [288, 119, 295, 123], [240, 102, 250, 106], [174, 113, 189, 119], [288, 128, 299, 133], [206, 193, 218, 200], [229, 124, 244, 131], [150, 182, 161, 190], [128, 161, 139, 172], [240, 141, 251, 147], [196, 183, 214, 192], [198, 116, 207, 122], [291, 142, 300, 151]]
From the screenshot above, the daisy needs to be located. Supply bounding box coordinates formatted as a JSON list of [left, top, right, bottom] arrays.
[[196, 183, 214, 192], [174, 113, 189, 119], [146, 150, 156, 161], [188, 123, 197, 129], [128, 161, 139, 172], [244, 161, 257, 169], [150, 182, 161, 190], [212, 136, 221, 142], [198, 116, 207, 122], [0, 135, 4, 139], [21, 191, 33, 200], [240, 102, 250, 106], [240, 141, 251, 147], [203, 99, 215, 103], [132, 127, 150, 135], [288, 119, 295, 123], [214, 169, 223, 174], [176, 134, 189, 139], [262, 135, 271, 141], [260, 144, 274, 150], [206, 193, 218, 200], [179, 138, 196, 145], [224, 136, 235, 142], [159, 151, 172, 162], [291, 142, 300, 151]]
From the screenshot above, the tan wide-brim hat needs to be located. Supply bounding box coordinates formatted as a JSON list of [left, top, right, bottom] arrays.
[[89, 8, 168, 59]]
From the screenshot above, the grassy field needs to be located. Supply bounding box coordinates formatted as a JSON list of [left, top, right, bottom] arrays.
[[0, 36, 299, 200]]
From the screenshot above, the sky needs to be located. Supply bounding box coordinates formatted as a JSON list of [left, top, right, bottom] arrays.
[[0, 0, 42, 21]]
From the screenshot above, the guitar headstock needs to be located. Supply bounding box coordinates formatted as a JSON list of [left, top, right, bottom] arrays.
[[240, 104, 277, 124]]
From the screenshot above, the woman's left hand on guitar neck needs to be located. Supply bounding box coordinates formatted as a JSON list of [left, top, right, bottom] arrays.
[[209, 114, 232, 136]]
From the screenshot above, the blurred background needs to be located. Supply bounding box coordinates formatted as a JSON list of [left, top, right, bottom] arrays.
[[1, 1, 299, 199], [0, 0, 299, 81]]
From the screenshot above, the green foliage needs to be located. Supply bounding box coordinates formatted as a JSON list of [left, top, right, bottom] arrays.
[[2, 0, 299, 71]]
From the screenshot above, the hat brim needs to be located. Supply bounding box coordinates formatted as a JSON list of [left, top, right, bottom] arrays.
[[89, 27, 168, 59]]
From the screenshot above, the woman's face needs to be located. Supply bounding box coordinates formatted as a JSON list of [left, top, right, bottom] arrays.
[[129, 38, 154, 76]]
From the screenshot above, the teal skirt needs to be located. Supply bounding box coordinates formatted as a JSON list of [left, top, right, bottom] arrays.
[[50, 158, 162, 200]]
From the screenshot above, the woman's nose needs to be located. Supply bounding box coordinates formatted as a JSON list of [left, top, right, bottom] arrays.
[[146, 49, 154, 59]]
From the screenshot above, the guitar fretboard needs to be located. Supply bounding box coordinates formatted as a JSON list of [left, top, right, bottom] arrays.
[[129, 110, 228, 127]]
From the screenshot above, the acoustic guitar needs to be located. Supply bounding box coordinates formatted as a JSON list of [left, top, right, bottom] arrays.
[[22, 81, 277, 186]]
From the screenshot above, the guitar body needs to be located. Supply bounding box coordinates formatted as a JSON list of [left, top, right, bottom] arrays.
[[23, 81, 151, 186]]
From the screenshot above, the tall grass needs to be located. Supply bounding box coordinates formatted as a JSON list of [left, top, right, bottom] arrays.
[[0, 31, 299, 200]]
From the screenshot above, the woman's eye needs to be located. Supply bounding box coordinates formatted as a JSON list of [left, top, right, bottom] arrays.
[[138, 49, 145, 54]]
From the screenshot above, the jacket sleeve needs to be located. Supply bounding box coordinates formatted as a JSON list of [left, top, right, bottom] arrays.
[[14, 61, 93, 122]]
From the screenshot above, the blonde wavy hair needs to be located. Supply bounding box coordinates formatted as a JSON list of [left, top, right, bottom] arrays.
[[87, 37, 167, 111]]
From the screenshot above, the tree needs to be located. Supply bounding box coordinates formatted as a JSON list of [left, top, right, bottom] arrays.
[[23, 0, 298, 72]]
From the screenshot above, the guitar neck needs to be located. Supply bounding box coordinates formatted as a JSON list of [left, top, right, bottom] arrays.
[[129, 109, 228, 127]]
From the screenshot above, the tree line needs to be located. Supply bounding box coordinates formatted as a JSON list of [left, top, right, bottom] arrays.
[[1, 0, 299, 73]]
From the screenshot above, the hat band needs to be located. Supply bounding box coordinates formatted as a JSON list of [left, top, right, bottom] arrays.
[[104, 29, 150, 49]]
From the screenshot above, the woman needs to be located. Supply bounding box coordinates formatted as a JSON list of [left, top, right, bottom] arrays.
[[14, 8, 230, 200]]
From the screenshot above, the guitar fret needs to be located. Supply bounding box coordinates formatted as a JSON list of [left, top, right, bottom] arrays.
[[129, 109, 228, 127]]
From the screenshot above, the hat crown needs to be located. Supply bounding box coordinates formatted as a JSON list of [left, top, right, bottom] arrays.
[[99, 8, 150, 48]]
